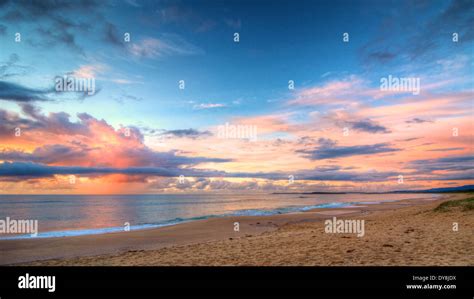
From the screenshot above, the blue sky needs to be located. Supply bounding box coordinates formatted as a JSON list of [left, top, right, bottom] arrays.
[[2, 0, 460, 129]]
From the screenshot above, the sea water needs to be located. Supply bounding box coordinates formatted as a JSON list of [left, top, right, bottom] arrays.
[[0, 193, 440, 239]]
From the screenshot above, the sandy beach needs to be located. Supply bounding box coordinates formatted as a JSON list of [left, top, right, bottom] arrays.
[[2, 193, 472, 266]]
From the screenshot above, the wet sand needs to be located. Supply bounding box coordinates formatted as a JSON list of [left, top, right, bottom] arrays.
[[2, 193, 472, 266]]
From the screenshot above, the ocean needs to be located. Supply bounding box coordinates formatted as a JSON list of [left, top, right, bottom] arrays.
[[0, 193, 440, 240]]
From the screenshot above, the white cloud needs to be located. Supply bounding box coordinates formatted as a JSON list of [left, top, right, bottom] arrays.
[[70, 64, 107, 78], [128, 35, 203, 59], [193, 103, 227, 109]]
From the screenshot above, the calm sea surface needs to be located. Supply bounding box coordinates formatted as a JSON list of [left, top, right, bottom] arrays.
[[0, 193, 440, 239]]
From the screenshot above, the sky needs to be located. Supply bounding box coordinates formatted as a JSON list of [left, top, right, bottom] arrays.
[[0, 0, 473, 194]]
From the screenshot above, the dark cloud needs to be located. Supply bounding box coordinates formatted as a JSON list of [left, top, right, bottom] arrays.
[[325, 114, 391, 134], [1, 158, 467, 183], [163, 128, 212, 139], [0, 81, 53, 102], [430, 155, 474, 164], [114, 148, 232, 169], [1, 0, 99, 16], [398, 137, 421, 142], [367, 50, 396, 63], [0, 53, 30, 78], [348, 119, 391, 134], [184, 167, 399, 183], [297, 169, 397, 182], [0, 0, 100, 24], [408, 155, 474, 172], [419, 0, 474, 45], [114, 90, 143, 104], [0, 144, 90, 164], [0, 0, 105, 54], [0, 161, 399, 183], [430, 172, 474, 181], [2, 10, 24, 21], [412, 171, 474, 181], [0, 161, 177, 178], [313, 165, 342, 172], [104, 22, 123, 46], [51, 14, 91, 31], [147, 3, 220, 38], [0, 24, 6, 35], [426, 147, 464, 152], [0, 108, 37, 138], [0, 146, 232, 169], [406, 118, 433, 124], [23, 105, 93, 136], [0, 161, 232, 179], [0, 80, 99, 103], [32, 26, 84, 54], [297, 138, 400, 160], [0, 104, 90, 138], [361, 0, 474, 65]]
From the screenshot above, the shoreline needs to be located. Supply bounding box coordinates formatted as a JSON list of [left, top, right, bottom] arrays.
[[0, 193, 441, 241], [1, 193, 471, 266]]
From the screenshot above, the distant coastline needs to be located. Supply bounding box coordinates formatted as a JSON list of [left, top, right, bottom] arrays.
[[273, 184, 474, 195]]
